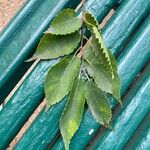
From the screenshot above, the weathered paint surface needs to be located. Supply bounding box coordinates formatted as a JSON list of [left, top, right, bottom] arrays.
[[125, 111, 150, 150]]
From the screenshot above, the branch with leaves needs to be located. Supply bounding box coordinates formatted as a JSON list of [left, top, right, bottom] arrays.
[[29, 3, 121, 150]]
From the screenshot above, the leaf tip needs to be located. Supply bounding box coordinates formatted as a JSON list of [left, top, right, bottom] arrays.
[[44, 28, 53, 34], [25, 56, 38, 62], [105, 124, 114, 131]]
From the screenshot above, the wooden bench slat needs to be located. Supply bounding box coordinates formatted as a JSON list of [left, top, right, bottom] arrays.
[[0, 60, 59, 150], [14, 1, 150, 149], [134, 127, 150, 149], [93, 65, 150, 150], [125, 111, 150, 150], [118, 15, 150, 95], [49, 14, 150, 150], [84, 0, 122, 21], [0, 0, 81, 104], [103, 0, 150, 55], [0, 0, 120, 149]]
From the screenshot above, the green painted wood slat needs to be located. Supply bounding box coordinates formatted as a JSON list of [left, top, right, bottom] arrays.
[[125, 111, 150, 150], [14, 0, 150, 149], [104, 0, 150, 55], [0, 0, 81, 103], [0, 0, 121, 149]]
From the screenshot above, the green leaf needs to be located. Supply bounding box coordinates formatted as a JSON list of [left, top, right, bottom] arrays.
[[110, 72, 121, 102], [85, 81, 112, 126], [30, 31, 80, 60], [44, 56, 81, 109], [87, 64, 121, 102], [83, 41, 99, 65], [46, 8, 82, 35], [85, 12, 99, 28], [84, 13, 116, 79], [92, 27, 115, 78], [83, 42, 121, 102], [108, 49, 117, 71], [60, 78, 86, 150]]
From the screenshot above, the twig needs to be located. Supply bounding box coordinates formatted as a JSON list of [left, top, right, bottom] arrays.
[[82, 0, 86, 21], [77, 0, 86, 58]]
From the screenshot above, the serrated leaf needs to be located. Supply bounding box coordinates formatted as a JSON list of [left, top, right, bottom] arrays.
[[107, 49, 117, 71], [87, 64, 121, 102], [30, 31, 80, 60], [46, 8, 82, 35], [60, 78, 86, 150], [92, 26, 115, 78], [85, 13, 116, 79], [83, 41, 98, 65], [91, 39, 121, 102], [44, 56, 81, 109], [85, 12, 99, 28], [83, 42, 121, 102], [111, 72, 121, 102], [85, 81, 112, 126]]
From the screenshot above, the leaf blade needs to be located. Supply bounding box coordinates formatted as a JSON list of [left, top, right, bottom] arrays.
[[83, 42, 121, 102], [47, 8, 82, 35], [85, 12, 99, 28], [31, 31, 80, 60], [85, 81, 112, 126], [60, 78, 86, 150], [44, 56, 81, 109], [84, 13, 117, 79]]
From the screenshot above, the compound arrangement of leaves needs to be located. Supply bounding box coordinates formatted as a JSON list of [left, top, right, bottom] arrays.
[[30, 8, 121, 150]]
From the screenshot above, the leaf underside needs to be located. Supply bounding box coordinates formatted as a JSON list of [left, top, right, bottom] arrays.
[[46, 8, 82, 35], [44, 56, 81, 109], [60, 78, 86, 150], [85, 81, 112, 126]]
